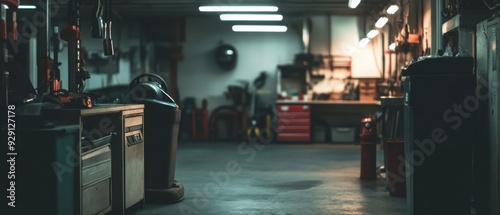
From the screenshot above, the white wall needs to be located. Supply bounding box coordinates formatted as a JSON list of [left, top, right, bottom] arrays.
[[333, 16, 382, 78], [310, 16, 330, 54], [178, 16, 302, 110], [309, 15, 382, 78]]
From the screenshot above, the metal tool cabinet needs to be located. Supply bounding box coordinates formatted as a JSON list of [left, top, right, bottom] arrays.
[[15, 125, 80, 215], [43, 104, 145, 215], [277, 104, 311, 141]]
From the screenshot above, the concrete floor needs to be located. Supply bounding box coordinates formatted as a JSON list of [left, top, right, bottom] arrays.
[[133, 142, 406, 215]]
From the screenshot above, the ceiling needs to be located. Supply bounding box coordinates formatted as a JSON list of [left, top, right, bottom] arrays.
[[24, 0, 392, 18], [113, 0, 390, 17]]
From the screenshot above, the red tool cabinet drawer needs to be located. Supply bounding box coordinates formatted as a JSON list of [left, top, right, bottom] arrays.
[[277, 133, 310, 141], [277, 112, 310, 119], [278, 126, 310, 133], [278, 119, 310, 126], [277, 105, 310, 112]]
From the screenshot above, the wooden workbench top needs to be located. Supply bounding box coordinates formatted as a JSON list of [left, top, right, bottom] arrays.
[[276, 100, 381, 106], [43, 104, 145, 116]]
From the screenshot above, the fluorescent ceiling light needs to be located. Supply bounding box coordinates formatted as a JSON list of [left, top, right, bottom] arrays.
[[348, 0, 361, 9], [3, 5, 36, 9], [199, 6, 278, 12], [232, 25, 287, 32], [358, 38, 370, 47], [375, 17, 388, 28], [389, 42, 396, 51], [367, 29, 379, 39], [220, 14, 283, 21], [387, 5, 399, 14]]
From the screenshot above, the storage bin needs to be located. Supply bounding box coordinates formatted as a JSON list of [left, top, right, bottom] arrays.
[[330, 127, 356, 143], [313, 126, 326, 142]]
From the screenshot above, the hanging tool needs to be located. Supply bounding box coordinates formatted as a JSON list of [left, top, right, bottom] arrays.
[[103, 0, 114, 55], [91, 0, 104, 38], [0, 0, 18, 41]]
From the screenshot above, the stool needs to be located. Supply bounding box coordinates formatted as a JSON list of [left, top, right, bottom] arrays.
[[192, 109, 208, 140], [211, 111, 238, 141]]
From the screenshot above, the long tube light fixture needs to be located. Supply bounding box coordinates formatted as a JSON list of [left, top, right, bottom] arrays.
[[358, 38, 370, 47], [4, 5, 36, 9], [386, 5, 399, 14], [199, 6, 278, 12], [232, 25, 287, 32], [220, 14, 283, 21], [367, 29, 379, 39], [375, 17, 388, 28], [348, 0, 361, 8]]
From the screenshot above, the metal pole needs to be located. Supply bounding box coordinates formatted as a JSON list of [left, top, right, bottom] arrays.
[[382, 32, 386, 81], [66, 0, 83, 93], [432, 0, 443, 54], [36, 0, 49, 94]]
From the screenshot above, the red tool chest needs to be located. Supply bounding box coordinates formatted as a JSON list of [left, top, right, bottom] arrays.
[[277, 104, 310, 142]]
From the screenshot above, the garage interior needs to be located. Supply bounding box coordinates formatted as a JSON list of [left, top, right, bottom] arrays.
[[2, 0, 499, 214]]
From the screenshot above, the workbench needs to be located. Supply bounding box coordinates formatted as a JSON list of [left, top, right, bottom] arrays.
[[41, 104, 145, 215], [276, 100, 381, 142]]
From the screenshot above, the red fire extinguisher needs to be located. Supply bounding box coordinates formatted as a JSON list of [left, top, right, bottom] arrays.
[[359, 117, 378, 179]]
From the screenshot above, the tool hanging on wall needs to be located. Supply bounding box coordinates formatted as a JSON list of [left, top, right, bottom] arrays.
[[0, 0, 18, 41], [103, 0, 114, 56], [91, 0, 104, 38]]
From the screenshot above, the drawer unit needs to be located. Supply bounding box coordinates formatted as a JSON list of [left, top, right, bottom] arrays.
[[81, 146, 112, 187], [82, 178, 112, 215], [277, 112, 310, 119], [277, 133, 311, 141], [278, 118, 310, 126], [81, 145, 112, 215], [277, 125, 310, 133], [277, 104, 311, 142]]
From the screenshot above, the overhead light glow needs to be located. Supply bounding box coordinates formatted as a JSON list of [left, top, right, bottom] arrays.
[[4, 5, 36, 9], [367, 29, 379, 39], [348, 0, 361, 8], [220, 14, 283, 21], [199, 6, 278, 12], [389, 42, 396, 51], [375, 17, 389, 28], [387, 5, 399, 14], [232, 25, 287, 32], [359, 38, 370, 47]]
